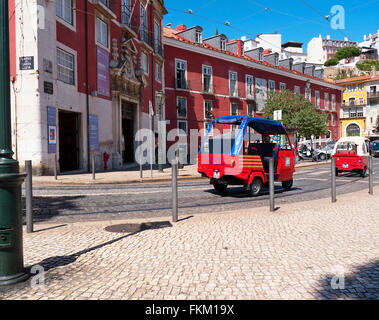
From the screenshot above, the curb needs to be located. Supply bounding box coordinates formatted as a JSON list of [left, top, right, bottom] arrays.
[[31, 161, 331, 186]]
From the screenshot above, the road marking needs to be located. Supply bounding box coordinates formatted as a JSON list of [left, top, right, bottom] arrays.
[[295, 178, 328, 182]]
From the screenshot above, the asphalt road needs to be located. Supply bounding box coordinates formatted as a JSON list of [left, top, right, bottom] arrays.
[[24, 158, 379, 224]]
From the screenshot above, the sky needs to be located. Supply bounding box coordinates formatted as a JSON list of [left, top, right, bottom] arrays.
[[163, 0, 379, 51]]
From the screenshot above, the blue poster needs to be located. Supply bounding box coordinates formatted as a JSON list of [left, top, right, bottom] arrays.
[[47, 106, 57, 154], [89, 114, 99, 151]]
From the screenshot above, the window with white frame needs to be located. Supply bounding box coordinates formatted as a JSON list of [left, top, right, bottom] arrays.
[[202, 65, 212, 93], [177, 96, 187, 118], [141, 51, 149, 74], [231, 102, 238, 115], [176, 60, 187, 89], [140, 5, 148, 42], [315, 91, 320, 108], [204, 121, 213, 136], [305, 88, 311, 101], [56, 0, 74, 25], [268, 80, 275, 93], [294, 86, 300, 95], [121, 0, 131, 24], [178, 121, 188, 136], [220, 38, 226, 51], [229, 71, 238, 96], [195, 30, 202, 44], [280, 82, 286, 91], [57, 48, 75, 85], [324, 93, 329, 109], [331, 114, 335, 126], [155, 62, 162, 82], [359, 97, 365, 105], [331, 94, 336, 110], [358, 83, 364, 91], [246, 75, 254, 98], [96, 17, 109, 48], [204, 100, 213, 119], [154, 20, 161, 53]]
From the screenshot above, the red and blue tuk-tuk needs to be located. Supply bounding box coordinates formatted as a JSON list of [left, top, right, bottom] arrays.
[[198, 116, 295, 196]]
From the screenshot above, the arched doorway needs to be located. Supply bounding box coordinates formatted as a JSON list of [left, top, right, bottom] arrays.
[[346, 123, 361, 137]]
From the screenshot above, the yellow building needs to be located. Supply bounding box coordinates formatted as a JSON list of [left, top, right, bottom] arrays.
[[336, 76, 369, 137]]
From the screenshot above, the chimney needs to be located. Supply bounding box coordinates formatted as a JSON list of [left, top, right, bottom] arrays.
[[176, 24, 187, 32], [344, 36, 348, 41], [327, 35, 331, 40], [371, 65, 377, 78], [364, 34, 367, 41]]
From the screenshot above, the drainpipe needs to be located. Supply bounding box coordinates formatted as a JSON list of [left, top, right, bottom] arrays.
[[150, 1, 156, 170], [85, 0, 90, 171]]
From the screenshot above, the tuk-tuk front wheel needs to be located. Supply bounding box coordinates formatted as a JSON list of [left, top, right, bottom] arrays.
[[360, 167, 367, 178], [213, 181, 227, 194], [249, 178, 263, 197], [282, 179, 293, 191]]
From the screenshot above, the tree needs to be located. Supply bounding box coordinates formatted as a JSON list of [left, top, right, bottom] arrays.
[[324, 58, 339, 67], [262, 90, 328, 139], [324, 46, 361, 67]]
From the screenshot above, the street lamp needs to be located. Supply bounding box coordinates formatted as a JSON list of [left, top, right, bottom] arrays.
[[0, 1, 29, 285], [156, 90, 166, 173]]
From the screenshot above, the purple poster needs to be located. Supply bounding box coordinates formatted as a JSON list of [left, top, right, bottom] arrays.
[[97, 46, 110, 97]]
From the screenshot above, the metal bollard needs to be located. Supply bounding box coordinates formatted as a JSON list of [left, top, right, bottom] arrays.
[[25, 161, 33, 233], [331, 157, 337, 203], [172, 149, 179, 222], [269, 157, 275, 212], [92, 151, 95, 180], [369, 156, 373, 195], [54, 153, 58, 180]]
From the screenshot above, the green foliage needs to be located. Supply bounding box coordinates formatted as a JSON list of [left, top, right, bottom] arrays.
[[324, 58, 339, 67], [356, 60, 379, 72], [334, 46, 361, 60], [262, 90, 328, 138]]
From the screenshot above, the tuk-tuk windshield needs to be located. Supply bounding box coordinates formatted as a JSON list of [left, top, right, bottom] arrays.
[[264, 134, 292, 151], [336, 142, 358, 154]]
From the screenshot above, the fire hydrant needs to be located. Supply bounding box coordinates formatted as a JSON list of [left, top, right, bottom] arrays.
[[103, 152, 110, 171]]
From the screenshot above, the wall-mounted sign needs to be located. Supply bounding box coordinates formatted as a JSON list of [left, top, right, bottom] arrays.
[[97, 46, 110, 97], [19, 56, 34, 70], [47, 107, 57, 154], [44, 81, 54, 95], [89, 114, 99, 152]]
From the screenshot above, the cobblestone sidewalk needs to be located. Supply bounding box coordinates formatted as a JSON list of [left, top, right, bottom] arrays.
[[1, 187, 378, 300]]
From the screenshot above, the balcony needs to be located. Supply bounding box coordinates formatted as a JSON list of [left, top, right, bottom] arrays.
[[140, 27, 153, 49], [229, 89, 241, 98], [120, 5, 139, 36], [154, 40, 164, 58], [201, 84, 216, 95], [367, 92, 379, 99], [341, 106, 366, 119], [175, 79, 191, 91], [89, 0, 117, 19]]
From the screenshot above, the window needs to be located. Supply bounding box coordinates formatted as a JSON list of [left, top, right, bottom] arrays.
[[100, 0, 109, 6], [202, 65, 212, 93], [231, 103, 238, 115], [56, 0, 73, 25], [331, 114, 335, 126], [358, 83, 364, 91], [331, 94, 336, 110], [178, 121, 188, 136], [324, 93, 329, 109], [247, 104, 254, 117], [357, 107, 364, 117], [176, 60, 187, 89], [177, 96, 187, 118], [305, 88, 311, 101], [96, 17, 109, 48], [141, 52, 148, 74], [204, 121, 213, 135], [359, 98, 364, 105], [246, 75, 254, 98], [140, 5, 148, 42], [315, 91, 320, 108], [280, 82, 286, 91], [57, 48, 75, 85], [195, 30, 202, 44], [229, 71, 238, 96], [220, 38, 226, 51], [154, 20, 161, 54], [268, 80, 275, 93], [258, 50, 263, 61], [121, 0, 131, 25], [155, 63, 162, 82], [204, 100, 213, 119], [294, 86, 300, 95]]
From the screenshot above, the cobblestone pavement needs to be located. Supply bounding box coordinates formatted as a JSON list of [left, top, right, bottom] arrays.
[[1, 188, 378, 300], [25, 159, 379, 224]]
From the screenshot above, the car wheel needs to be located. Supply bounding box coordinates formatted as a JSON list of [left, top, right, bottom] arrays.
[[250, 178, 263, 197], [319, 153, 326, 161], [360, 167, 367, 178], [213, 182, 227, 194], [282, 179, 293, 191]]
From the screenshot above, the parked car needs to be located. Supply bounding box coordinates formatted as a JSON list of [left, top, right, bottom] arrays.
[[316, 141, 336, 160], [332, 137, 372, 177], [371, 140, 379, 157]]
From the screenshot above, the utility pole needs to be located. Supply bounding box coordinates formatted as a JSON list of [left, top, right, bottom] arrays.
[[0, 1, 29, 285]]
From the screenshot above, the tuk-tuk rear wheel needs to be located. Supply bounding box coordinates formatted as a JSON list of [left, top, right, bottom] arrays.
[[213, 182, 227, 194], [249, 178, 263, 197], [282, 179, 293, 191], [360, 167, 367, 178]]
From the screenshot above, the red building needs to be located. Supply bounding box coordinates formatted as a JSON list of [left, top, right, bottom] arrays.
[[163, 25, 343, 161], [8, 0, 166, 174]]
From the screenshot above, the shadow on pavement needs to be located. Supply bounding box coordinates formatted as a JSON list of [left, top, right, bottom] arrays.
[[315, 260, 379, 300]]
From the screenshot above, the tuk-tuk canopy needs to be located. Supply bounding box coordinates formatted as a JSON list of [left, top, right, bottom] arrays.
[[214, 116, 287, 135], [199, 116, 288, 156]]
